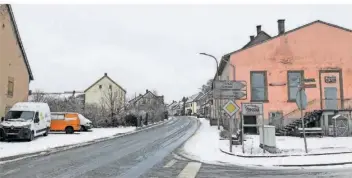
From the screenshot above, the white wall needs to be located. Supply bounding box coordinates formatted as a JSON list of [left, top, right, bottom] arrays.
[[85, 77, 126, 106]]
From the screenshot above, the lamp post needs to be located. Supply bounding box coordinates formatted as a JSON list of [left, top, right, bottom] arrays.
[[199, 52, 220, 130]]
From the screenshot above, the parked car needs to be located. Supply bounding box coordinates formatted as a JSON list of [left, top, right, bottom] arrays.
[[50, 112, 81, 134], [0, 102, 51, 141], [78, 114, 93, 131]]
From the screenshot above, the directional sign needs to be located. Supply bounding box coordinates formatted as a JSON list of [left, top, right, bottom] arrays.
[[296, 89, 307, 110], [214, 80, 246, 90], [223, 100, 239, 117], [213, 90, 247, 99], [303, 84, 317, 88], [304, 78, 315, 83]]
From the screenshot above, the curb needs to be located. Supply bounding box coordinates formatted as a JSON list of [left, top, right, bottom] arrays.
[[275, 162, 352, 167], [219, 147, 352, 158], [0, 117, 175, 163]]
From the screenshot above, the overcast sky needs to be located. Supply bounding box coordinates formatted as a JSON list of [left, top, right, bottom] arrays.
[[12, 4, 352, 103]]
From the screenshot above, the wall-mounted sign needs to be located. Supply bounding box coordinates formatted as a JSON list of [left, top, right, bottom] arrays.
[[241, 102, 263, 115], [325, 76, 336, 83]]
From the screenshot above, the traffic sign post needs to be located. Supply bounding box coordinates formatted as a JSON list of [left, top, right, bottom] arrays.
[[296, 77, 316, 154], [223, 100, 239, 153]]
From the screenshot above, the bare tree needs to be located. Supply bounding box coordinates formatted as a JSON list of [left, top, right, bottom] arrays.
[[30, 90, 47, 102], [100, 88, 124, 126], [199, 79, 213, 94]]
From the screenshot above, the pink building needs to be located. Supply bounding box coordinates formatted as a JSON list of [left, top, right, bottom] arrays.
[[218, 19, 352, 134]]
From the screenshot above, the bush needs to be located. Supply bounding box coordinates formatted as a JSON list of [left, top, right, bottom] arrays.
[[125, 114, 138, 127]]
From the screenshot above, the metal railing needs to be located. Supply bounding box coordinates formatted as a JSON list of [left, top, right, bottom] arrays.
[[271, 98, 352, 130]]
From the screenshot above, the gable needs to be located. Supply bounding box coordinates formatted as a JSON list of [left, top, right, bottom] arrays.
[[85, 75, 126, 93], [1, 5, 33, 80]]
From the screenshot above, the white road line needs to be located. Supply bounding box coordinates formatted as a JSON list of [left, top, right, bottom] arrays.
[[164, 159, 177, 168], [177, 162, 202, 178]]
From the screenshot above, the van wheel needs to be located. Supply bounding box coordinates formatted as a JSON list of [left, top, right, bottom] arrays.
[[43, 128, 49, 136], [27, 131, 34, 142], [65, 127, 74, 134]]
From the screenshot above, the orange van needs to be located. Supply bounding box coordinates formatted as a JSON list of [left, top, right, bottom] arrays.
[[50, 112, 81, 134]]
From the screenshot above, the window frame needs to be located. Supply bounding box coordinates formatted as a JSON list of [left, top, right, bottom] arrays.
[[7, 77, 14, 98], [287, 70, 304, 102], [250, 71, 268, 102]]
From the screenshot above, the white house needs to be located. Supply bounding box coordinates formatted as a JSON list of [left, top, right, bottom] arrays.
[[84, 73, 126, 107]]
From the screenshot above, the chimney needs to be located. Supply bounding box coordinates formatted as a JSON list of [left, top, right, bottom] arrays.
[[278, 19, 285, 35], [146, 89, 149, 93], [250, 35, 254, 41], [104, 73, 107, 76], [256, 25, 261, 35]]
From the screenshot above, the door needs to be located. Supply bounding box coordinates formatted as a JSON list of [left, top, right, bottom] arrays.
[[325, 87, 338, 110]]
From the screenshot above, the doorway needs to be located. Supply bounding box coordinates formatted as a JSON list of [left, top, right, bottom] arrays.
[[243, 115, 257, 134]]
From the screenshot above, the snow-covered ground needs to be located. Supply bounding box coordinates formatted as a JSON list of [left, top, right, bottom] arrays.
[[0, 127, 135, 159], [219, 135, 352, 156], [180, 118, 352, 168]]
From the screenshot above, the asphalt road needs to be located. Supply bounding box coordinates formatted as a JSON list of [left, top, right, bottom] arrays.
[[0, 117, 198, 178], [2, 116, 352, 178]]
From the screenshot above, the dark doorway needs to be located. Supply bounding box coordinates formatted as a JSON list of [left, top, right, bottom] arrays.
[[244, 115, 257, 134]]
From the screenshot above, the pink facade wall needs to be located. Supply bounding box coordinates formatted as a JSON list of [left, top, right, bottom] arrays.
[[229, 22, 352, 121]]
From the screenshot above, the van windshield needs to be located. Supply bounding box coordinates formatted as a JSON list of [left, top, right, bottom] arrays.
[[5, 111, 35, 122]]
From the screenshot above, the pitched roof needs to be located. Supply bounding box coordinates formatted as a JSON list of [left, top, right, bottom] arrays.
[[6, 5, 34, 80], [225, 20, 352, 61], [128, 90, 162, 104], [216, 20, 352, 79], [84, 74, 126, 93]]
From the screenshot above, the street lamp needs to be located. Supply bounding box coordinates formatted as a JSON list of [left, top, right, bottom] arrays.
[[199, 52, 221, 130]]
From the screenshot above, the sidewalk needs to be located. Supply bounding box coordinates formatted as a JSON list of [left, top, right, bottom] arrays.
[[179, 118, 352, 169]]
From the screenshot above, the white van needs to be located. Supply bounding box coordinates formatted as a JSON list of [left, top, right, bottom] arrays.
[[78, 114, 93, 131], [0, 102, 51, 141]]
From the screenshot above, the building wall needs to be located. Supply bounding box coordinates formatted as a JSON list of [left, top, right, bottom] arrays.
[[0, 5, 30, 118], [229, 22, 352, 124], [85, 77, 126, 106]]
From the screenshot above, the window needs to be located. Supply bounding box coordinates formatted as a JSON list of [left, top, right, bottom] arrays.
[[7, 77, 14, 97], [250, 71, 267, 101], [287, 71, 303, 101], [109, 85, 112, 89], [99, 85, 102, 89]]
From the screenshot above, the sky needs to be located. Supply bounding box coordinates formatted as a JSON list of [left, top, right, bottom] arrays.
[[11, 4, 352, 103]]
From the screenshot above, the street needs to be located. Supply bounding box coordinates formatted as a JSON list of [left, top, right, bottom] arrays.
[[1, 116, 352, 178]]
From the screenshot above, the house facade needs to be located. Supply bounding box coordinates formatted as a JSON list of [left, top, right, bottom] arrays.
[[220, 19, 352, 133], [128, 89, 165, 122], [84, 73, 126, 107], [0, 5, 33, 118]]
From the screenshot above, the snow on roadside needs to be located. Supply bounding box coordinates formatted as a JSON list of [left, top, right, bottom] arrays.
[[0, 127, 135, 159], [180, 118, 352, 168]]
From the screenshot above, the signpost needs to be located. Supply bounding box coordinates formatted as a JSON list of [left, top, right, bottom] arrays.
[[241, 102, 264, 153], [296, 77, 316, 154], [213, 80, 247, 100], [223, 100, 240, 152]]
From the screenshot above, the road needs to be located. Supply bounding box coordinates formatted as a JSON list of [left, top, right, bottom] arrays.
[[2, 116, 352, 178]]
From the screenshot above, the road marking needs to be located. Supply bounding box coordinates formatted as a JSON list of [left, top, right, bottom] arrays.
[[164, 159, 177, 168], [177, 162, 202, 178]]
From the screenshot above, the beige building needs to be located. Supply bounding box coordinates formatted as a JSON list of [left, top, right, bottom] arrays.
[[0, 5, 34, 118], [84, 73, 126, 107]]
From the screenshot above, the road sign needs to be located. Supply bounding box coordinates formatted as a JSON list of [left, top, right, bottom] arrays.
[[223, 100, 239, 117], [213, 90, 247, 99], [296, 89, 307, 110], [304, 78, 315, 83], [214, 80, 246, 90], [303, 84, 317, 88]]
